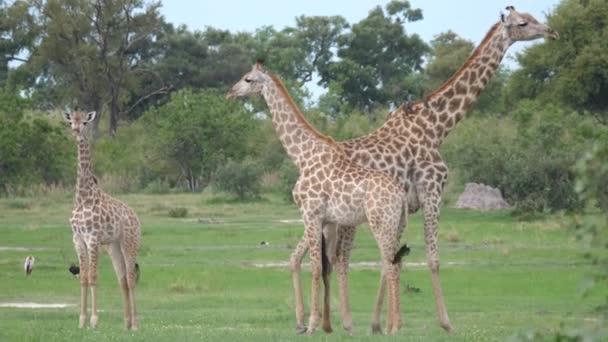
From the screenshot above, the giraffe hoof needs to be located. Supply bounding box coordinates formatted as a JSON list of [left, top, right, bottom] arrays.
[[322, 324, 333, 334], [90, 315, 98, 329], [371, 323, 383, 335], [440, 322, 454, 333], [295, 325, 307, 335], [79, 315, 87, 328]]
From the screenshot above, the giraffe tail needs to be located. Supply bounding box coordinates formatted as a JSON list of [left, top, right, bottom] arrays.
[[321, 234, 331, 277], [392, 244, 411, 264], [392, 192, 410, 265]]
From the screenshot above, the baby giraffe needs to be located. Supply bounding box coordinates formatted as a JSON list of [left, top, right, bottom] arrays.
[[228, 62, 408, 335], [63, 109, 141, 330]]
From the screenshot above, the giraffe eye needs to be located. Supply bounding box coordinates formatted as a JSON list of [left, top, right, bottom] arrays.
[[244, 78, 253, 83], [518, 22, 528, 27]]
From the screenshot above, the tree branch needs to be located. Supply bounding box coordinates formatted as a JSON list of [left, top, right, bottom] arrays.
[[122, 85, 172, 115]]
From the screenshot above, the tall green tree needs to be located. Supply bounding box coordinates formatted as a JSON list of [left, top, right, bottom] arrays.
[[0, 0, 38, 88], [141, 89, 254, 192], [323, 0, 428, 117], [18, 0, 166, 136], [505, 0, 608, 122]]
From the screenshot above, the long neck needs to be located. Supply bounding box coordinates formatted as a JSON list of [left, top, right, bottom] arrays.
[[75, 137, 97, 202], [262, 75, 336, 169], [423, 22, 512, 145]]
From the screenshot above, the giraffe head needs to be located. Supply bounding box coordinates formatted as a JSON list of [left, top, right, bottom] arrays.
[[62, 109, 97, 140], [501, 6, 559, 41], [226, 61, 269, 99]]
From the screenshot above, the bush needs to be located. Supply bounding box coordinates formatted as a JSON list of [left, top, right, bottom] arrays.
[[277, 160, 300, 203], [168, 207, 188, 218], [140, 88, 255, 192], [213, 159, 263, 200], [442, 100, 604, 214], [0, 92, 74, 195]]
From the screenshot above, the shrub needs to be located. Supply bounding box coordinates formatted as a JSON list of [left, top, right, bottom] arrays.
[[168, 207, 188, 218], [442, 100, 603, 214], [213, 159, 262, 200], [0, 92, 74, 195], [278, 160, 300, 203]]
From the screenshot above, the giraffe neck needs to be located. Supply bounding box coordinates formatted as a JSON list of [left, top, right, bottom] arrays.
[[75, 136, 98, 203], [423, 22, 512, 145], [262, 74, 336, 170]]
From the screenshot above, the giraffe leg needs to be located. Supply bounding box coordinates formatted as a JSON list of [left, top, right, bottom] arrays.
[[303, 216, 323, 335], [420, 188, 453, 333], [335, 225, 355, 334], [386, 261, 401, 335], [371, 272, 386, 334], [289, 235, 308, 334], [123, 243, 139, 330], [321, 227, 333, 334], [87, 243, 100, 329], [74, 237, 89, 329], [108, 243, 131, 330]]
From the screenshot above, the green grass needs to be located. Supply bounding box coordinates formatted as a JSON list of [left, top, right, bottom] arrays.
[[0, 192, 604, 341]]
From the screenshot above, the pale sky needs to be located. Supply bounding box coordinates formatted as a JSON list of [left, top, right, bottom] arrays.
[[160, 1, 561, 97]]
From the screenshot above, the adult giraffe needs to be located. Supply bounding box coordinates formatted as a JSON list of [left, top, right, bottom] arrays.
[[228, 63, 410, 335], [290, 6, 559, 333]]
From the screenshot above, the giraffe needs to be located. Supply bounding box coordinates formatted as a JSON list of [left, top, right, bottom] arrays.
[[290, 6, 559, 333], [62, 109, 141, 330], [227, 63, 409, 335]]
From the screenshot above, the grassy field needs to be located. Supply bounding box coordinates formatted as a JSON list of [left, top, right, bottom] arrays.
[[0, 192, 604, 341]]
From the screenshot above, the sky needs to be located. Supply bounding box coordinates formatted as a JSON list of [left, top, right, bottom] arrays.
[[160, 0, 561, 98]]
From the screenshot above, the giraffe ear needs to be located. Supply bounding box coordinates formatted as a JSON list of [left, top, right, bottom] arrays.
[[62, 111, 72, 122], [85, 111, 97, 123]]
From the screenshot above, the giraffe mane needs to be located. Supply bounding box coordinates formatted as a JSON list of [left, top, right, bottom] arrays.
[[408, 22, 502, 110], [268, 74, 338, 147]]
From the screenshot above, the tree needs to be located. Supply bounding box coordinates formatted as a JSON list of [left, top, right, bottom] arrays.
[[323, 0, 429, 117], [0, 0, 38, 88], [17, 0, 167, 136], [141, 89, 254, 192], [505, 0, 608, 123]]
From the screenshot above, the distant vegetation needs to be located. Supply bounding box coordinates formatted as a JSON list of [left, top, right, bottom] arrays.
[[0, 0, 606, 216]]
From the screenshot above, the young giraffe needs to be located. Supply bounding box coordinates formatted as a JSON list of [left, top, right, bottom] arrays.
[[63, 109, 141, 330], [228, 63, 409, 335], [291, 6, 559, 333]]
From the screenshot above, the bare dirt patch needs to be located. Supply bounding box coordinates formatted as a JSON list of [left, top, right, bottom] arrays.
[[0, 302, 74, 309]]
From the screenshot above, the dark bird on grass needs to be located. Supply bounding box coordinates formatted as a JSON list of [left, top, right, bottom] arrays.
[[69, 262, 140, 282], [260, 241, 269, 246], [69, 264, 80, 277], [24, 256, 35, 275]]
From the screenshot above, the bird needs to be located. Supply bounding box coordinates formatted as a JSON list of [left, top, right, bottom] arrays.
[[69, 262, 140, 283], [24, 256, 35, 276], [260, 241, 269, 246], [69, 263, 80, 278]]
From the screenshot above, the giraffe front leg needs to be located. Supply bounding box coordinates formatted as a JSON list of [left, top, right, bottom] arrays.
[[303, 218, 323, 335], [289, 236, 308, 334], [73, 236, 89, 328], [87, 243, 100, 329], [420, 186, 453, 333]]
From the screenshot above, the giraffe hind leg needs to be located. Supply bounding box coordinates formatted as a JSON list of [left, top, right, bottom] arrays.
[[107, 243, 131, 330]]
